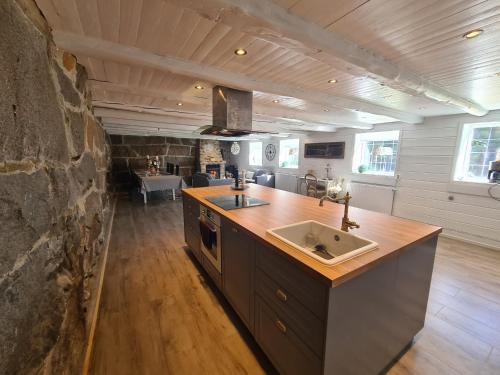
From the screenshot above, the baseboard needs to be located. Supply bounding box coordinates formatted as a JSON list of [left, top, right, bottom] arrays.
[[82, 196, 117, 375], [439, 232, 500, 252]]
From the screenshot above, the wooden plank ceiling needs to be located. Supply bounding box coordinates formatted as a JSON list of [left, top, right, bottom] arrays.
[[35, 0, 500, 138]]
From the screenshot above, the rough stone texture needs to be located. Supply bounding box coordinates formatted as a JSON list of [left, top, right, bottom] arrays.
[[110, 135, 200, 186], [0, 0, 69, 164], [68, 110, 85, 157], [0, 1, 111, 374], [54, 62, 81, 107]]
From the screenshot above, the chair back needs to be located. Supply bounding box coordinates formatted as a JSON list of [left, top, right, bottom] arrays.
[[304, 174, 318, 197]]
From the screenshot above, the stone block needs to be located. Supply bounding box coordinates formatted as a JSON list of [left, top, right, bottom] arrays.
[[123, 135, 147, 145], [0, 0, 68, 164], [86, 115, 97, 151], [68, 110, 85, 157], [69, 153, 96, 199], [144, 136, 165, 144], [47, 167, 70, 214], [111, 157, 128, 172], [112, 145, 134, 158], [0, 238, 66, 375], [62, 52, 76, 72], [75, 63, 87, 94], [0, 169, 52, 276], [180, 138, 197, 146], [166, 137, 182, 145], [128, 158, 146, 170], [130, 145, 167, 157], [109, 134, 122, 144], [54, 62, 80, 107], [167, 145, 192, 157]]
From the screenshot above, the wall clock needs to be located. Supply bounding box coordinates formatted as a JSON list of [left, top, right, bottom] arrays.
[[265, 144, 276, 161], [230, 141, 240, 155]]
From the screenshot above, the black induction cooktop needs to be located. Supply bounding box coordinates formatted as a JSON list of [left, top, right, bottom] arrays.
[[205, 194, 270, 210]]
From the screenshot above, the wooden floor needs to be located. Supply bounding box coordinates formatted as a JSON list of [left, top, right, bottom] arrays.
[[91, 197, 500, 375]]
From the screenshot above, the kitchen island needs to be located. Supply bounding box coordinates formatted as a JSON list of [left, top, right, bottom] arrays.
[[182, 184, 441, 375]]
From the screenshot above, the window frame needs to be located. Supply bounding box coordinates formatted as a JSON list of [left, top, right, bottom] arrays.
[[453, 121, 500, 184], [352, 130, 401, 177], [278, 138, 300, 169], [248, 141, 263, 166]]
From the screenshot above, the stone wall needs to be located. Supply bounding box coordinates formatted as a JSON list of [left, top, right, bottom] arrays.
[[110, 135, 197, 185], [0, 1, 111, 374]]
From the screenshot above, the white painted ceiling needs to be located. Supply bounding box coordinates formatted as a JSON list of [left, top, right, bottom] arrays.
[[36, 0, 500, 139]]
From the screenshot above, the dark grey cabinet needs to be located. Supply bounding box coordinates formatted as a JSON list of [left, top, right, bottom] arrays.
[[182, 194, 200, 260], [221, 219, 255, 331]]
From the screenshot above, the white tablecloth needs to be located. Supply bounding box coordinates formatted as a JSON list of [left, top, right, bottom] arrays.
[[138, 174, 186, 193], [134, 171, 186, 203]]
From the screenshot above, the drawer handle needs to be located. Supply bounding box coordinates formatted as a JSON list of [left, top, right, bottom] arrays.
[[232, 227, 238, 233], [275, 319, 287, 334], [276, 289, 288, 302]]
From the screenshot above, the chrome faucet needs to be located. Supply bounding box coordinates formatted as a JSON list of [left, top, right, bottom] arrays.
[[319, 192, 360, 232]]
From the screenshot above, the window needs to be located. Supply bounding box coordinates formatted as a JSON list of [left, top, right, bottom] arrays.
[[454, 122, 500, 182], [249, 142, 262, 166], [279, 139, 299, 168], [352, 131, 400, 176]]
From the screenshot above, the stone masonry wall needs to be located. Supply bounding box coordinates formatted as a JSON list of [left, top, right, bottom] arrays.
[[110, 135, 197, 186], [0, 1, 111, 374]]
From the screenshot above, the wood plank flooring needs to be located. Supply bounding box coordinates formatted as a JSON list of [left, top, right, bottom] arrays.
[[91, 197, 500, 375]]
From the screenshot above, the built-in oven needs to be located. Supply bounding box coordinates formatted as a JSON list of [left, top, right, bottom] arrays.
[[199, 205, 221, 273]]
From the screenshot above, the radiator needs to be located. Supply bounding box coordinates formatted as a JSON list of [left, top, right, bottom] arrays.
[[347, 181, 395, 215], [275, 173, 298, 193]]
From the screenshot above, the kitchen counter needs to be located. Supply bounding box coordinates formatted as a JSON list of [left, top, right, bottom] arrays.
[[182, 184, 442, 287]]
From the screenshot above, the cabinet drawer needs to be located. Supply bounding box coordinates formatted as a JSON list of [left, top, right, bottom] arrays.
[[256, 269, 324, 356], [256, 242, 327, 320], [255, 296, 322, 375]]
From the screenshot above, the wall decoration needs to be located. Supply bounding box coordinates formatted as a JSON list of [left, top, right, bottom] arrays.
[[265, 143, 277, 161], [304, 142, 345, 159], [231, 141, 240, 155]]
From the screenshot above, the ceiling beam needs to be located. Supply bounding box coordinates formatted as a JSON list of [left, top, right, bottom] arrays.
[[92, 81, 373, 129], [171, 0, 488, 117], [95, 106, 314, 135], [54, 31, 422, 124]]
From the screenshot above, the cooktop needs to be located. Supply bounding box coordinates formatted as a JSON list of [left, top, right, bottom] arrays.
[[205, 194, 270, 210]]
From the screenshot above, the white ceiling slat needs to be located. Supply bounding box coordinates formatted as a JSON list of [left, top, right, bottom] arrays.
[[118, 0, 143, 45], [172, 0, 488, 116], [92, 81, 378, 128], [96, 0, 120, 42], [53, 31, 422, 124]]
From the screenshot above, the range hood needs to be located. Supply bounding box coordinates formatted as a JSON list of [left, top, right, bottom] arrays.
[[200, 86, 253, 137]]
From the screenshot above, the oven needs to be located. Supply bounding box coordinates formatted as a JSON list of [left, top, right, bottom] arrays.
[[199, 205, 222, 273]]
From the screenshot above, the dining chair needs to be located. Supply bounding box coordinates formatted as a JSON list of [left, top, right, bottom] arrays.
[[304, 174, 326, 198]]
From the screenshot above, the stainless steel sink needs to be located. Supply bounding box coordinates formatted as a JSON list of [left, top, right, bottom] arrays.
[[267, 220, 378, 266]]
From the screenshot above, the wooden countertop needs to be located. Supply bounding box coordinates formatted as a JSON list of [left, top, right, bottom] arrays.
[[183, 184, 442, 287]]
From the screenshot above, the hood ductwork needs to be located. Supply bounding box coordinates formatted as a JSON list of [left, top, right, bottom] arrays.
[[200, 86, 253, 137]]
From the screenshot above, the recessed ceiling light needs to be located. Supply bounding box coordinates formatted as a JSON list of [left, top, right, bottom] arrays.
[[177, 102, 183, 106], [463, 29, 483, 39], [328, 79, 337, 84], [194, 85, 204, 90], [234, 48, 247, 56], [323, 109, 330, 112], [272, 99, 280, 103]]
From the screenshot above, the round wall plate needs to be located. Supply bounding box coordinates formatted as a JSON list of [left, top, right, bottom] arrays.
[[265, 143, 276, 161], [231, 141, 240, 155]]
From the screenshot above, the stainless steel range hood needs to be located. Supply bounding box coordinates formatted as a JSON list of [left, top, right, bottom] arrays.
[[200, 86, 253, 137]]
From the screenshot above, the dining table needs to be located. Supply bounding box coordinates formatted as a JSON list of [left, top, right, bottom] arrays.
[[133, 170, 187, 204]]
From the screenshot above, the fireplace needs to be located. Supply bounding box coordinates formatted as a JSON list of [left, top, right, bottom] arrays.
[[206, 164, 221, 178]]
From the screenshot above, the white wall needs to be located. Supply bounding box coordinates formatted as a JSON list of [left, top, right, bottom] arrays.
[[233, 111, 500, 249]]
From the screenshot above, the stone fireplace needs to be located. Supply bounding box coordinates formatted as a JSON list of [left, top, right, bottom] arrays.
[[198, 140, 226, 177]]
